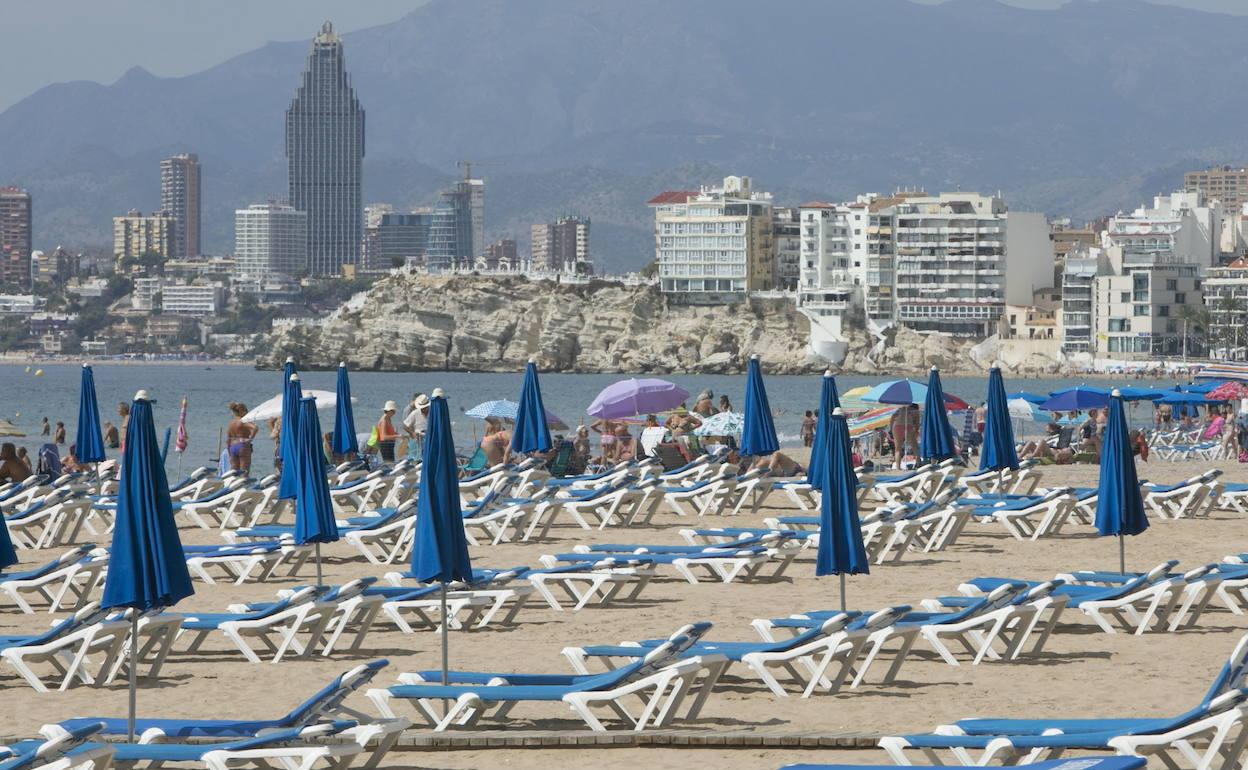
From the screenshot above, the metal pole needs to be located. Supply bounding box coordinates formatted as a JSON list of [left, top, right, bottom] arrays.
[[1119, 534, 1126, 576], [127, 612, 139, 742], [839, 573, 847, 613], [315, 542, 323, 589]]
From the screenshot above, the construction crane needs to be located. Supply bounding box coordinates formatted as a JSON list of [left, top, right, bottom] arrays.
[[457, 159, 503, 180]]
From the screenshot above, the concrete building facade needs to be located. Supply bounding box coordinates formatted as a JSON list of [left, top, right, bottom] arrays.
[[160, 153, 201, 258], [234, 203, 308, 280], [0, 187, 32, 289], [113, 210, 174, 263]]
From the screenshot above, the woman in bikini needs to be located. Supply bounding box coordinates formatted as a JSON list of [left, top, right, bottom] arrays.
[[226, 402, 258, 474], [590, 418, 617, 464], [481, 419, 512, 466]]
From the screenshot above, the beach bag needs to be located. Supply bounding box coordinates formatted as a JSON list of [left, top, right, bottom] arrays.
[[367, 426, 379, 448]]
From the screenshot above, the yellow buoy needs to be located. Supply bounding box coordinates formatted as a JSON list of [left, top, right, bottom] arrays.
[[34, 369, 43, 376]]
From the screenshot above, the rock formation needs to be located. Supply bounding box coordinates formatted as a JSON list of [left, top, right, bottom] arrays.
[[262, 273, 1065, 376]]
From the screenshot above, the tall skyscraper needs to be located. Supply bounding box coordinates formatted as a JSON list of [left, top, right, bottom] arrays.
[[160, 153, 201, 258], [234, 203, 308, 280], [0, 187, 32, 289], [285, 21, 365, 276]]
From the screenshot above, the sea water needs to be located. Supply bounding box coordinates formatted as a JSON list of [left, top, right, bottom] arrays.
[[0, 363, 1180, 474]]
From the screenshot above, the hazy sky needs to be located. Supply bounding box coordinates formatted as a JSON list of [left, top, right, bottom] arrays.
[[3, 0, 1245, 112]]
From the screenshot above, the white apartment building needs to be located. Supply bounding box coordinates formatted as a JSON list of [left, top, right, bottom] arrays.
[[1102, 191, 1223, 269], [235, 203, 308, 280], [1203, 255, 1248, 359], [131, 277, 162, 312], [1058, 248, 1109, 356], [649, 176, 774, 300], [162, 283, 224, 316], [892, 193, 1052, 337], [1094, 263, 1201, 358], [795, 202, 854, 361]]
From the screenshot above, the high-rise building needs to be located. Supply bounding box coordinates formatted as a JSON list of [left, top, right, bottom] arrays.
[[425, 179, 484, 269], [285, 21, 365, 276], [160, 153, 201, 258], [0, 187, 32, 289], [362, 211, 430, 273], [892, 192, 1053, 337], [113, 210, 174, 263], [771, 208, 800, 291], [530, 215, 591, 274], [1185, 165, 1248, 214], [234, 203, 308, 279], [649, 176, 775, 300]]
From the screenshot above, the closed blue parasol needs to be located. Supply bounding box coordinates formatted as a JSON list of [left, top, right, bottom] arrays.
[[1094, 389, 1149, 574], [806, 370, 841, 490], [1042, 386, 1110, 413], [100, 391, 194, 741], [919, 367, 956, 462], [740, 355, 779, 457], [980, 367, 1019, 473], [816, 409, 869, 611], [331, 363, 359, 457], [76, 364, 106, 464], [278, 369, 302, 499], [510, 359, 552, 455], [294, 395, 339, 588], [411, 388, 473, 689]]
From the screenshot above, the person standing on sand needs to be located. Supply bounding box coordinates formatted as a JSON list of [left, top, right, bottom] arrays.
[[374, 401, 400, 463], [268, 417, 282, 472], [117, 403, 130, 451], [225, 402, 258, 475], [800, 411, 816, 447], [403, 394, 430, 459]]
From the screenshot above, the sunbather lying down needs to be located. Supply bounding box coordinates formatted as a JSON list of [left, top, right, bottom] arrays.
[[753, 452, 804, 477]]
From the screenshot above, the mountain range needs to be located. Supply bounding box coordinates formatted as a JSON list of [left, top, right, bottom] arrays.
[[3, 0, 1247, 272]]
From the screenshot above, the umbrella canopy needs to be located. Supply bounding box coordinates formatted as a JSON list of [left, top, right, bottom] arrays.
[[101, 394, 194, 611], [294, 396, 339, 546], [865, 378, 969, 410], [806, 371, 841, 490], [1008, 398, 1050, 423], [76, 364, 106, 464], [240, 389, 340, 424], [1161, 392, 1225, 405], [815, 410, 869, 581], [692, 411, 744, 437], [1094, 390, 1149, 569], [1112, 387, 1165, 402], [1208, 381, 1248, 402], [331, 364, 359, 456], [838, 386, 876, 413], [919, 367, 956, 462], [848, 406, 899, 438], [0, 419, 25, 438], [1007, 391, 1047, 405], [740, 356, 779, 457], [277, 374, 304, 500], [980, 367, 1019, 472], [464, 400, 568, 429], [1041, 386, 1110, 413], [411, 391, 473, 583], [1180, 381, 1223, 394], [511, 361, 553, 454], [586, 378, 691, 420]]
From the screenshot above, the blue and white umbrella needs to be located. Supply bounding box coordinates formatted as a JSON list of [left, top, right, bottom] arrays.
[[463, 400, 568, 429], [692, 411, 745, 437]]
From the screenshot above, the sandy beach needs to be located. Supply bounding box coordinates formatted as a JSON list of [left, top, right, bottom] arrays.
[[2, 456, 1245, 770]]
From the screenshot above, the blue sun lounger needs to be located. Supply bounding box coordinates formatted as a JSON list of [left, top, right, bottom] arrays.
[[0, 722, 111, 770], [367, 627, 727, 731], [880, 633, 1248, 766], [51, 661, 404, 768]]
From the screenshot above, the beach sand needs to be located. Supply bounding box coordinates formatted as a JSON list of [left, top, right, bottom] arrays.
[[2, 457, 1245, 770]]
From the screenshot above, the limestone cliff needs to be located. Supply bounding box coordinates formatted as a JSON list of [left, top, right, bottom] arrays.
[[262, 273, 1060, 376]]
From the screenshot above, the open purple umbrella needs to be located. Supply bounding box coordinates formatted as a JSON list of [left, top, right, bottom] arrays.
[[587, 378, 691, 420]]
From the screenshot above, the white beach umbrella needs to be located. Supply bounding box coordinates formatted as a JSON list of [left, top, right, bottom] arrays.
[[242, 390, 343, 423]]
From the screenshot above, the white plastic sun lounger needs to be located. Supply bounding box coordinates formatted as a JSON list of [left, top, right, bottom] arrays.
[[0, 603, 130, 692]]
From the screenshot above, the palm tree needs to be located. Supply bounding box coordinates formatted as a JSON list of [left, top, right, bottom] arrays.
[[1176, 304, 1210, 360]]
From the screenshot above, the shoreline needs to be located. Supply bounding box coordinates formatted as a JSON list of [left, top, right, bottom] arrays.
[[0, 356, 252, 368]]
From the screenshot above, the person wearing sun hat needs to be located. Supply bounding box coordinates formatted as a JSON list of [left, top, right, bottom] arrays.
[[374, 400, 401, 463], [403, 393, 432, 460]]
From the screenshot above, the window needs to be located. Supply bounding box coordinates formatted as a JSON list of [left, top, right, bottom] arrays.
[[1174, 292, 1186, 305], [1166, 279, 1177, 290], [1134, 305, 1148, 317], [1120, 292, 1130, 303], [1159, 305, 1169, 317]]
